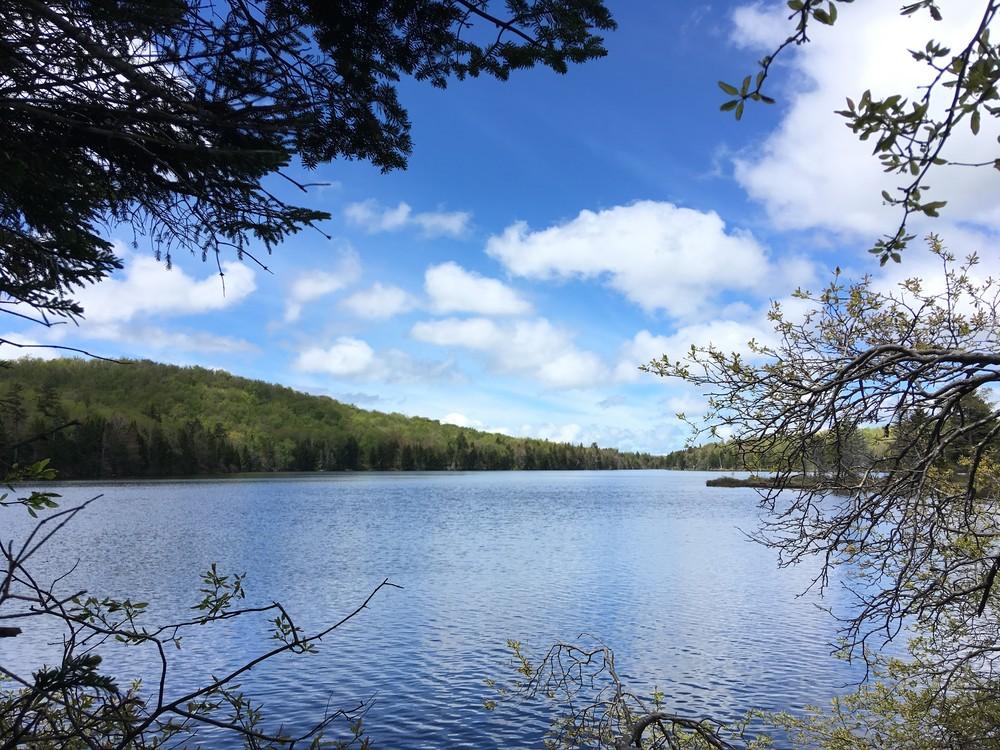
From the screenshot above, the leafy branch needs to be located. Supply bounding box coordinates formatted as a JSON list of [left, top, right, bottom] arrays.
[[722, 0, 1000, 264]]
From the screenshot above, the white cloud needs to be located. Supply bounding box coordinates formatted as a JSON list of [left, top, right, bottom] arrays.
[[344, 200, 471, 237], [485, 201, 794, 316], [661, 387, 713, 420], [506, 419, 675, 451], [615, 320, 775, 383], [0, 333, 66, 360], [294, 337, 375, 377], [347, 201, 411, 231], [536, 350, 608, 390], [442, 412, 483, 429], [424, 262, 531, 316], [294, 337, 455, 383], [284, 249, 361, 322], [870, 227, 1000, 296], [440, 412, 514, 435], [1, 317, 253, 358], [527, 422, 583, 444], [730, 3, 788, 49], [411, 317, 500, 349], [76, 255, 256, 324], [82, 324, 256, 354], [731, 1, 1000, 236], [411, 316, 607, 389], [413, 211, 471, 237], [341, 282, 416, 319]]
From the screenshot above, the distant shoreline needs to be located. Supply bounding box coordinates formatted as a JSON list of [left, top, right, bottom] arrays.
[[23, 466, 708, 484], [705, 474, 820, 489]]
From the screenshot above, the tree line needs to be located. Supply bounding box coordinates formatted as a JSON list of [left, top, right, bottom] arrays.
[[0, 358, 670, 478], [659, 427, 884, 472]]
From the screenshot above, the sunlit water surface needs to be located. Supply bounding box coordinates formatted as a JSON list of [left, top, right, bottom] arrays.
[[4, 471, 870, 748]]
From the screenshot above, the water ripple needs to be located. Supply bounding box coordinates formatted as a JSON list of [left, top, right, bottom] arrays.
[[5, 471, 871, 748]]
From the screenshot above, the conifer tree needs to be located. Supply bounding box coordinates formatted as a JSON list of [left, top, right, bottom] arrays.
[[1, 0, 614, 326]]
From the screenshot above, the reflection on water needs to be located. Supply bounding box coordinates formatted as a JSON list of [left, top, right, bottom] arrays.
[[3, 471, 867, 748]]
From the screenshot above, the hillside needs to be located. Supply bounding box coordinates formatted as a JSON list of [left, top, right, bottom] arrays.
[[0, 359, 670, 478]]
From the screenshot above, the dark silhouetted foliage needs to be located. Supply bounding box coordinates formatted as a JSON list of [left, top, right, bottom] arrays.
[[0, 0, 614, 325]]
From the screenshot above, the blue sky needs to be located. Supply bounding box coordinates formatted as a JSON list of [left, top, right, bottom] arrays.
[[9, 0, 1000, 453]]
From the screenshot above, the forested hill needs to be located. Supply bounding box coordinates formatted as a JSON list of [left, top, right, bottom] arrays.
[[0, 359, 670, 478]]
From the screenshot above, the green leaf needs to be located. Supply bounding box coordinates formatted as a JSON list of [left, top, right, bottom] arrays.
[[720, 99, 739, 112], [921, 200, 947, 217], [735, 100, 745, 121], [971, 109, 981, 134], [718, 81, 739, 96]]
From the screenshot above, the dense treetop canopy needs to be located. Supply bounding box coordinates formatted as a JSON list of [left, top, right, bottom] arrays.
[[0, 357, 668, 476]]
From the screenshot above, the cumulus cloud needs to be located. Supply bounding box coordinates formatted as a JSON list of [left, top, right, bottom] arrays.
[[341, 282, 416, 319], [284, 249, 361, 322], [411, 317, 499, 348], [495, 411, 695, 453], [0, 332, 66, 360], [730, 3, 789, 49], [869, 227, 1000, 296], [731, 1, 1000, 236], [528, 422, 583, 444], [294, 336, 454, 383], [536, 350, 608, 390], [411, 316, 607, 389], [661, 388, 715, 420], [82, 324, 256, 354], [294, 337, 375, 377], [615, 319, 775, 383], [1, 319, 254, 358], [485, 201, 800, 316], [442, 412, 484, 429], [75, 255, 256, 324], [424, 262, 531, 316], [344, 200, 471, 237]]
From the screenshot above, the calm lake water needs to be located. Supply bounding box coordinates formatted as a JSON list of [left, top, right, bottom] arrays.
[[4, 471, 868, 748]]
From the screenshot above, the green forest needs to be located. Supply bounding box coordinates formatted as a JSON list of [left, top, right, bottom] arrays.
[[0, 359, 673, 478], [659, 441, 742, 471], [659, 428, 887, 472]]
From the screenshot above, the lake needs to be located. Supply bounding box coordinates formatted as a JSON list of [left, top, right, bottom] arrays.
[[3, 471, 868, 748]]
